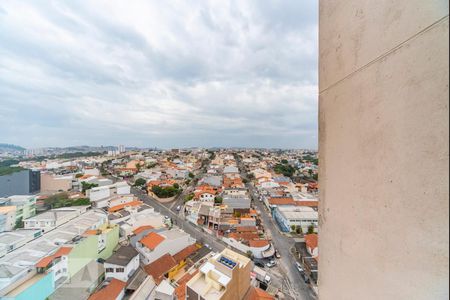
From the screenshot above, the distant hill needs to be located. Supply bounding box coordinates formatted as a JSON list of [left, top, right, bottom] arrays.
[[0, 143, 25, 152]]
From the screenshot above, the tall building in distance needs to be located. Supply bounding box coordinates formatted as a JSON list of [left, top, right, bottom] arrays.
[[319, 1, 449, 299], [118, 145, 125, 153]]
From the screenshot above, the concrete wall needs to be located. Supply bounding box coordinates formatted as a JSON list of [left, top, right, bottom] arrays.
[[319, 1, 449, 300], [40, 173, 72, 193]]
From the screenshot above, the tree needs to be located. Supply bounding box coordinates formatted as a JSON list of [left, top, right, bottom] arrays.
[[281, 159, 289, 164], [214, 196, 223, 204], [234, 211, 242, 218], [185, 193, 195, 203], [134, 178, 147, 187], [307, 224, 316, 235], [173, 183, 180, 189], [75, 173, 83, 178], [291, 225, 297, 233], [15, 217, 24, 229], [296, 226, 303, 235], [188, 172, 195, 179], [82, 182, 99, 193], [246, 251, 254, 260]]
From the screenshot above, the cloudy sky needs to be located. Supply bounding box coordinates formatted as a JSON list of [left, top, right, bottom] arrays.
[[0, 0, 318, 149]]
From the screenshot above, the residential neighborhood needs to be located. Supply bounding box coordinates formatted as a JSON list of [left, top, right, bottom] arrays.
[[0, 147, 319, 300]]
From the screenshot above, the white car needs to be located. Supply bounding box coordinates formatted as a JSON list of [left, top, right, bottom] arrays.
[[266, 260, 277, 268], [296, 262, 304, 273], [176, 205, 181, 211]]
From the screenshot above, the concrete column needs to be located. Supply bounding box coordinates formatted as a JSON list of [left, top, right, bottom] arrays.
[[319, 1, 449, 299]]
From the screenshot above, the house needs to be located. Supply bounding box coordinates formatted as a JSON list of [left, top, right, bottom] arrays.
[[136, 229, 196, 265], [88, 278, 127, 300], [0, 195, 37, 224], [304, 234, 319, 258], [104, 245, 140, 282], [186, 249, 252, 300], [154, 279, 176, 300], [0, 206, 16, 232], [23, 206, 89, 233]]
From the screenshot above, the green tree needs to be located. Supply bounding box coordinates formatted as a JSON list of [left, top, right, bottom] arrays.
[[75, 173, 83, 178], [82, 182, 99, 193], [188, 172, 195, 179], [281, 159, 289, 164], [296, 226, 303, 235], [214, 196, 223, 204], [185, 193, 195, 203], [291, 225, 297, 233], [308, 224, 316, 235], [134, 178, 147, 187]]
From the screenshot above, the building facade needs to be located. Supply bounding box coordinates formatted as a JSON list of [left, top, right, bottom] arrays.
[[0, 170, 40, 198]]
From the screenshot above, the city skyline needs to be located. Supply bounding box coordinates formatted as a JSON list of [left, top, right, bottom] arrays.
[[0, 1, 318, 149]]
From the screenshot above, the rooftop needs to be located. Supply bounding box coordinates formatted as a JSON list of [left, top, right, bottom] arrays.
[[105, 245, 139, 267]]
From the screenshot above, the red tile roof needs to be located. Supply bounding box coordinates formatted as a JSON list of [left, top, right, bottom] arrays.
[[236, 226, 258, 233], [305, 234, 319, 250], [144, 254, 177, 284], [132, 225, 154, 235], [245, 287, 275, 300], [36, 247, 73, 268], [175, 270, 199, 300], [249, 240, 270, 248], [173, 245, 198, 264], [268, 197, 295, 206], [88, 278, 126, 300], [108, 200, 143, 213], [140, 232, 165, 250]]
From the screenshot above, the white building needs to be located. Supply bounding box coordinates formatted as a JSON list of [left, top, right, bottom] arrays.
[[23, 206, 89, 233], [0, 207, 16, 233], [104, 245, 140, 282], [136, 229, 196, 265], [88, 182, 131, 207], [273, 205, 319, 233]]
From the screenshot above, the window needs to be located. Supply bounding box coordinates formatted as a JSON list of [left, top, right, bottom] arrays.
[[106, 268, 114, 273], [116, 268, 125, 272]]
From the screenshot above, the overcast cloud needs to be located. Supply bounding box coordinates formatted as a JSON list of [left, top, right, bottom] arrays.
[[0, 0, 318, 149]]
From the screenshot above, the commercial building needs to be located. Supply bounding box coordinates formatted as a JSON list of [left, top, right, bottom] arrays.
[[319, 1, 449, 299], [88, 182, 131, 206], [272, 205, 318, 233], [186, 249, 252, 300], [0, 170, 40, 198], [40, 173, 73, 193]]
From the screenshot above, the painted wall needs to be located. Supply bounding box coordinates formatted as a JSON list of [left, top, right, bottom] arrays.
[[319, 1, 449, 299], [67, 226, 119, 278], [11, 272, 55, 300]]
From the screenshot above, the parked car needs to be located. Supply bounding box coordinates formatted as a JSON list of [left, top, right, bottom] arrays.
[[296, 262, 304, 273], [255, 261, 265, 268], [266, 260, 277, 268], [275, 250, 281, 259], [176, 205, 181, 211]]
